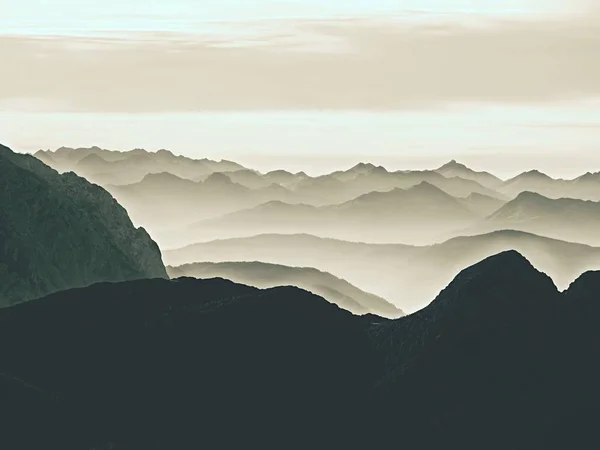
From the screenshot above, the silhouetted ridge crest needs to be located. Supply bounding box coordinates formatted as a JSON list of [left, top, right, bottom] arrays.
[[425, 250, 558, 314], [564, 270, 600, 299]]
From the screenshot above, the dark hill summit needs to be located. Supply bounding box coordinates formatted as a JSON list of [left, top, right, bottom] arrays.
[[0, 144, 167, 306], [0, 277, 376, 450]]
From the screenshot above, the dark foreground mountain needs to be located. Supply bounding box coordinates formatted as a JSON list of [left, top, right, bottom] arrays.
[[168, 261, 403, 317], [0, 144, 167, 306], [0, 277, 378, 450], [2, 252, 600, 449]]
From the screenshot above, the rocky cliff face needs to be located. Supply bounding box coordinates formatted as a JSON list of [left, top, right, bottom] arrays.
[[0, 144, 167, 306]]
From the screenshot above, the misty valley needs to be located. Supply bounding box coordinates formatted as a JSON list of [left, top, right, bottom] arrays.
[[3, 143, 600, 449]]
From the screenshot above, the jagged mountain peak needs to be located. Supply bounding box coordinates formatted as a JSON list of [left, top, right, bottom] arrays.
[[439, 159, 468, 170], [408, 181, 451, 196], [350, 162, 376, 172]]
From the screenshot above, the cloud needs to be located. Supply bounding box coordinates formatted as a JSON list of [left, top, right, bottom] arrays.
[[1, 13, 600, 112]]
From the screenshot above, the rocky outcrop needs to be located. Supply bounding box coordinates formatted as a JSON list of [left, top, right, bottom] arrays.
[[0, 144, 167, 306]]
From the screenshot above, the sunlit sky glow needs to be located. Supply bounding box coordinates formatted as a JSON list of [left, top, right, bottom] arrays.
[[1, 0, 599, 175]]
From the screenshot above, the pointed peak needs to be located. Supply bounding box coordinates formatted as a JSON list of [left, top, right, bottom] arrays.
[[371, 165, 388, 174], [518, 169, 552, 179], [575, 171, 600, 182], [426, 250, 557, 312], [439, 159, 468, 170], [350, 162, 376, 172], [409, 181, 446, 194], [450, 250, 554, 290]]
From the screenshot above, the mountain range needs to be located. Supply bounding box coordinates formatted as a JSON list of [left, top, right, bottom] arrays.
[[159, 181, 484, 247], [460, 191, 600, 246], [4, 144, 600, 448], [31, 148, 600, 249], [35, 146, 245, 185], [0, 144, 167, 306], [168, 261, 403, 317], [165, 229, 600, 312], [3, 251, 600, 449], [104, 172, 306, 233]]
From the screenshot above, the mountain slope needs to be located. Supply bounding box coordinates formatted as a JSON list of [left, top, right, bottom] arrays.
[[34, 146, 246, 185], [460, 192, 506, 216], [482, 191, 600, 245], [0, 144, 167, 306], [105, 172, 303, 235], [0, 277, 378, 449], [498, 169, 600, 201], [436, 160, 503, 189], [164, 182, 478, 247], [168, 261, 403, 317], [3, 253, 600, 449]]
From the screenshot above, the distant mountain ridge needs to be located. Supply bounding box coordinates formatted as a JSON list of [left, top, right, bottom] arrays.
[[0, 143, 167, 306], [168, 261, 403, 317], [435, 159, 504, 189], [475, 191, 600, 245], [160, 181, 480, 247], [35, 146, 246, 185], [165, 230, 600, 312]]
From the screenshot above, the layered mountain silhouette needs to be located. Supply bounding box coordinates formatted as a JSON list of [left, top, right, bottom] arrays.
[[3, 252, 600, 449], [294, 164, 503, 204], [165, 230, 600, 312], [498, 169, 600, 201], [161, 182, 480, 247], [0, 144, 167, 306], [168, 261, 403, 317], [105, 172, 306, 234], [35, 146, 245, 185], [460, 192, 506, 216], [473, 191, 600, 245], [435, 159, 503, 189]]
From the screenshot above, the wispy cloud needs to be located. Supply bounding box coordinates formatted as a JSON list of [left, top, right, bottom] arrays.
[[1, 13, 599, 112]]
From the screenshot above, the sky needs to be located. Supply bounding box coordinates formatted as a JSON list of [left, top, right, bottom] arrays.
[[1, 0, 600, 176]]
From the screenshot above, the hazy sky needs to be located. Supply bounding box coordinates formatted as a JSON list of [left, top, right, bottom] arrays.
[[1, 0, 599, 175]]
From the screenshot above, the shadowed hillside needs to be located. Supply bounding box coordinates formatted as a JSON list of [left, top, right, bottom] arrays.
[[168, 261, 403, 317], [2, 252, 600, 449], [0, 144, 167, 306]]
